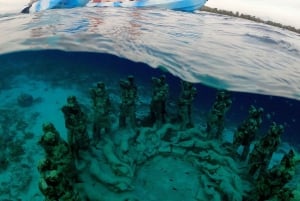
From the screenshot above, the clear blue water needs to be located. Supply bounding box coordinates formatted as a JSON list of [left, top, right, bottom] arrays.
[[0, 7, 300, 201]]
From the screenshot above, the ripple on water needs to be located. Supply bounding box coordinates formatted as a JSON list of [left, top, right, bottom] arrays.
[[0, 7, 299, 100]]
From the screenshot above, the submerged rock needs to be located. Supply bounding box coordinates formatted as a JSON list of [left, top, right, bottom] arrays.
[[0, 152, 9, 171], [17, 93, 34, 107]]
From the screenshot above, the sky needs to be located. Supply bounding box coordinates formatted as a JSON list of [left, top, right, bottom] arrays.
[[206, 0, 300, 28], [0, 0, 299, 28]]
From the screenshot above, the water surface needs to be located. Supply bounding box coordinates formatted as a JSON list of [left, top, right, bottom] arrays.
[[1, 7, 299, 100]]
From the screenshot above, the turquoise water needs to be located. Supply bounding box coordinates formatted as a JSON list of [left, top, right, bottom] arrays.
[[0, 7, 300, 201]]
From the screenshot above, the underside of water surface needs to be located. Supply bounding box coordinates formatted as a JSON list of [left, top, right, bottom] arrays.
[[1, 8, 300, 100], [0, 50, 300, 201]]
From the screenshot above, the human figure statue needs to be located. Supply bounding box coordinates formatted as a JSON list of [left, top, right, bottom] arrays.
[[38, 169, 81, 201], [248, 149, 295, 201], [206, 90, 232, 139], [248, 122, 284, 176], [39, 122, 73, 175], [233, 105, 264, 160], [119, 75, 138, 128], [38, 122, 80, 201], [61, 96, 90, 159], [90, 82, 111, 145], [150, 75, 169, 128], [177, 80, 197, 129]]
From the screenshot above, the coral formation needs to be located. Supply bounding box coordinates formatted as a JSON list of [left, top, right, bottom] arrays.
[[8, 139, 25, 162], [17, 93, 34, 107], [0, 151, 9, 172], [0, 108, 37, 200]]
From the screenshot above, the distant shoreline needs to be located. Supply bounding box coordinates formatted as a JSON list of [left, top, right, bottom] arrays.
[[200, 6, 300, 34]]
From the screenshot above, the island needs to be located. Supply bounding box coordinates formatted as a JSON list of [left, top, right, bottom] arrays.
[[200, 6, 300, 34]]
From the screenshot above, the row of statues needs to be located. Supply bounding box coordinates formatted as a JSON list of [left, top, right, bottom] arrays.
[[232, 107, 296, 201], [61, 75, 198, 155], [37, 75, 297, 201]]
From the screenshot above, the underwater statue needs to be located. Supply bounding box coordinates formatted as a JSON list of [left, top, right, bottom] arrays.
[[90, 82, 112, 145], [61, 96, 90, 158], [248, 122, 284, 176], [233, 105, 264, 160], [38, 122, 80, 201], [149, 75, 169, 128], [119, 75, 138, 128], [248, 149, 296, 201], [177, 80, 197, 129], [38, 169, 81, 201], [206, 90, 232, 140]]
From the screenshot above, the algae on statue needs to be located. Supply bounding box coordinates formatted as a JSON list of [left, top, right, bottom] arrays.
[[38, 122, 80, 201], [149, 75, 169, 128], [233, 105, 264, 160], [119, 75, 138, 129], [90, 81, 112, 146], [61, 95, 90, 159], [206, 90, 232, 140], [177, 80, 197, 129]]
